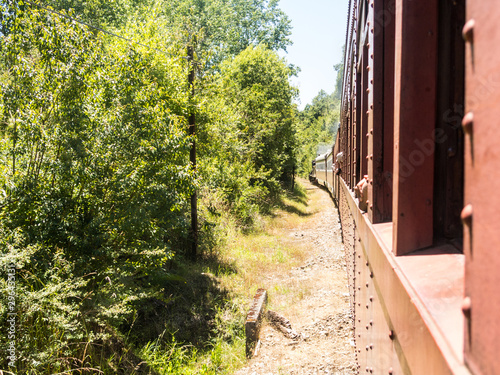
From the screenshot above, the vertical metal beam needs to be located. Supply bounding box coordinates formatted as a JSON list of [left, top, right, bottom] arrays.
[[392, 0, 438, 255]]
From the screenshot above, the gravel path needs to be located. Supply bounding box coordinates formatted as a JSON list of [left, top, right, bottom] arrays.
[[235, 181, 358, 375]]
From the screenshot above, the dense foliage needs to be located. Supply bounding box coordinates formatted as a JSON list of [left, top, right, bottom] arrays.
[[295, 90, 340, 176], [0, 0, 299, 373], [0, 3, 194, 372], [213, 45, 297, 215]]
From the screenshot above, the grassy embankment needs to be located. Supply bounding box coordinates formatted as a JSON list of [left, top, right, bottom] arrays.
[[142, 180, 324, 374]]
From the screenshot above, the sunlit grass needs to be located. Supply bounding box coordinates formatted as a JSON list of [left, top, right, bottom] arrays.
[[140, 179, 321, 373], [140, 334, 247, 375], [214, 180, 317, 310]]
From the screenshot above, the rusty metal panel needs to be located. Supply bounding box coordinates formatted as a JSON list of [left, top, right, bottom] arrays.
[[463, 1, 500, 374], [392, 0, 438, 255], [337, 177, 472, 375]]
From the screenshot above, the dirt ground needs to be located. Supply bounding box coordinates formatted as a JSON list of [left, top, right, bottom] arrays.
[[234, 180, 358, 375]]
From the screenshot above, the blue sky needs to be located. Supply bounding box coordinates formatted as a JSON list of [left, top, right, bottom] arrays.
[[278, 0, 349, 109]]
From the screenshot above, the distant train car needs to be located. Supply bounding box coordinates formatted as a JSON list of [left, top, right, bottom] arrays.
[[311, 151, 334, 191], [320, 0, 500, 374]]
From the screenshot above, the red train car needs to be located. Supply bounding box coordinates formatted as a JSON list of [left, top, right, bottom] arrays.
[[314, 0, 500, 373]]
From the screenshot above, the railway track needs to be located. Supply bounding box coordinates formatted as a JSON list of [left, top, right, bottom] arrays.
[[236, 180, 357, 375]]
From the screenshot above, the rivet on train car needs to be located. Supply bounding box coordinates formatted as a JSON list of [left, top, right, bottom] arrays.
[[461, 204, 473, 227], [462, 296, 472, 318], [371, 28, 374, 33], [366, 346, 370, 351], [366, 132, 370, 138], [366, 324, 369, 330], [370, 272, 374, 278], [370, 343, 374, 349], [366, 304, 369, 309], [369, 296, 373, 302], [370, 54, 374, 59], [462, 112, 473, 135], [366, 111, 370, 116], [367, 66, 371, 71], [366, 282, 369, 287], [462, 19, 475, 43], [370, 320, 373, 326], [388, 368, 394, 375], [367, 43, 370, 48], [365, 261, 369, 266], [366, 88, 370, 93], [370, 128, 373, 134], [389, 330, 394, 340]]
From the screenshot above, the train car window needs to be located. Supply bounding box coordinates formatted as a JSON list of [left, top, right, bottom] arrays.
[[360, 44, 369, 180], [433, 0, 465, 248], [389, 0, 464, 254], [354, 70, 361, 190], [375, 0, 395, 223]]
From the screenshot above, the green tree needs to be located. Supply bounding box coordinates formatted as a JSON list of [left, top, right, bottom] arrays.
[[333, 45, 345, 100], [220, 45, 297, 192], [161, 0, 292, 69], [0, 0, 301, 372], [295, 90, 340, 176], [0, 4, 193, 371], [46, 0, 293, 69]]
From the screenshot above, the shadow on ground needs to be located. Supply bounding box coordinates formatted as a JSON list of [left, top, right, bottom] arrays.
[[130, 254, 240, 348], [276, 181, 312, 217]]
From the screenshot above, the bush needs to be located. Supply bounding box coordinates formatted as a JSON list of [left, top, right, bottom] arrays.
[[0, 4, 193, 372]]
